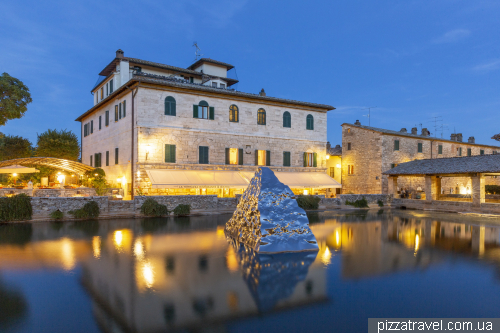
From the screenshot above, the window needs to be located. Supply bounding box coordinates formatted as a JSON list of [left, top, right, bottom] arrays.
[[257, 108, 266, 125], [212, 82, 217, 88], [283, 111, 291, 128], [225, 148, 242, 165], [100, 87, 104, 100], [199, 146, 209, 164], [99, 116, 102, 130], [220, 83, 226, 89], [106, 151, 109, 166], [394, 140, 399, 151], [122, 101, 126, 118], [119, 103, 122, 119], [303, 152, 317, 167], [94, 153, 102, 168], [115, 148, 119, 165], [283, 151, 291, 167], [90, 120, 93, 134], [417, 143, 422, 153], [329, 167, 334, 178], [480, 149, 485, 155], [90, 155, 92, 167], [306, 114, 314, 130], [438, 145, 443, 154], [165, 96, 176, 116], [467, 148, 472, 156], [391, 163, 398, 168], [347, 142, 351, 150], [255, 150, 270, 166], [494, 151, 498, 155], [193, 100, 214, 120], [106, 83, 108, 96], [457, 147, 462, 156], [105, 111, 109, 126], [348, 165, 354, 175], [115, 105, 118, 121], [109, 79, 113, 93], [229, 105, 239, 122], [83, 123, 87, 137], [347, 128, 351, 133], [165, 144, 176, 163]]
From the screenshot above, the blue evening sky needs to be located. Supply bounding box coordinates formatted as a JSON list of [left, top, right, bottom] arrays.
[[1, 0, 500, 148]]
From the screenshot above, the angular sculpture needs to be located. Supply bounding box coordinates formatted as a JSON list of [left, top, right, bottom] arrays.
[[225, 167, 319, 253]]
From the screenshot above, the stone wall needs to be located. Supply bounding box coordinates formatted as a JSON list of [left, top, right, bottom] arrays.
[[338, 194, 393, 206], [31, 197, 109, 218], [393, 198, 500, 215]]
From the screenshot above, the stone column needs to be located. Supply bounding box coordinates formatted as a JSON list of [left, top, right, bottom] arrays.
[[425, 176, 439, 201], [471, 174, 485, 206], [388, 176, 398, 198]]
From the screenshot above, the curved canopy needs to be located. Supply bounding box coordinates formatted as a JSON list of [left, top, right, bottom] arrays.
[[0, 158, 94, 175]]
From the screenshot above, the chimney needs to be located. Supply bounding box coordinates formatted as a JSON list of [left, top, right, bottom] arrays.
[[421, 128, 429, 136], [259, 88, 266, 96], [335, 144, 341, 148], [411, 127, 418, 135], [451, 133, 457, 141], [400, 128, 407, 133], [116, 49, 124, 58], [326, 142, 331, 149], [468, 136, 475, 144], [457, 133, 463, 142], [354, 120, 361, 126]]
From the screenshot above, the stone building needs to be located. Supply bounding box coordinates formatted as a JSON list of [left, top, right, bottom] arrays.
[[326, 142, 342, 195], [341, 120, 500, 194], [76, 50, 340, 198]]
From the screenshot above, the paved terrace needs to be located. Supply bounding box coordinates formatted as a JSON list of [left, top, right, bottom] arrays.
[[383, 154, 500, 213]]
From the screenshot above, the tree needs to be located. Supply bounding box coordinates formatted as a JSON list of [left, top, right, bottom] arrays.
[[36, 129, 80, 161], [0, 135, 32, 161], [0, 73, 32, 126]]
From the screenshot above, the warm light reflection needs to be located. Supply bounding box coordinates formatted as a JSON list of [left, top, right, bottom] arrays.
[[226, 246, 239, 272], [92, 236, 101, 259], [336, 230, 340, 246], [217, 226, 226, 240], [114, 231, 123, 247], [414, 234, 420, 254], [61, 237, 75, 271], [113, 229, 132, 253], [134, 240, 144, 259], [321, 247, 332, 265], [142, 262, 155, 289]]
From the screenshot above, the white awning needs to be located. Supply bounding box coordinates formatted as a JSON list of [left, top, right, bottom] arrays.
[[146, 169, 341, 189], [146, 170, 250, 189]]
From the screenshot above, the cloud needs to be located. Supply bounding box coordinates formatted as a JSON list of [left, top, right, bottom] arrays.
[[432, 29, 471, 44], [472, 59, 500, 72]]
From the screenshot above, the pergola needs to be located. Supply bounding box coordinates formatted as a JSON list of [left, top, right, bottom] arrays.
[[0, 158, 94, 175], [383, 154, 500, 206]]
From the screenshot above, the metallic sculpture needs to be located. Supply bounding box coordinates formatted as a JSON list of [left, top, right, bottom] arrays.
[[225, 167, 319, 253]]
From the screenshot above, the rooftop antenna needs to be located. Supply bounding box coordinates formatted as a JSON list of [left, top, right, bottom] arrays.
[[193, 42, 203, 61], [362, 106, 377, 126], [429, 116, 443, 138]]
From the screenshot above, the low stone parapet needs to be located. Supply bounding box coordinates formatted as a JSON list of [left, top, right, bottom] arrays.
[[338, 194, 393, 206], [31, 196, 109, 218]]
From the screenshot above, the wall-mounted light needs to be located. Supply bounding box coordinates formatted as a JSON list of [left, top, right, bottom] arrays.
[[12, 173, 17, 177], [336, 164, 341, 168], [326, 155, 330, 160]]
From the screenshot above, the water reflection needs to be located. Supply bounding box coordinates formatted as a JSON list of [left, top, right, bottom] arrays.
[[0, 277, 28, 330], [1, 211, 500, 332]]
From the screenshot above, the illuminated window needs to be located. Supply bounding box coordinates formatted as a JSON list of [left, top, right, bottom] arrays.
[[347, 128, 351, 133], [257, 108, 266, 125], [348, 165, 354, 175], [229, 105, 239, 122], [258, 150, 266, 166], [329, 167, 334, 178], [303, 152, 316, 167], [100, 87, 104, 100], [229, 148, 238, 165]]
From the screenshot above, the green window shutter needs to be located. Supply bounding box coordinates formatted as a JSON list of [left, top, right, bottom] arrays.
[[238, 148, 243, 165], [165, 99, 170, 115], [459, 147, 462, 156], [199, 146, 208, 164], [394, 140, 399, 151], [303, 152, 307, 167], [106, 151, 109, 166], [193, 105, 199, 118], [123, 101, 126, 117], [165, 145, 170, 162], [225, 148, 230, 165], [90, 155, 92, 166], [115, 106, 118, 121], [199, 147, 203, 163], [438, 145, 442, 154], [115, 148, 119, 164], [480, 150, 484, 155], [165, 144, 176, 163], [209, 107, 215, 120], [109, 80, 113, 93], [283, 152, 286, 166], [255, 150, 258, 165], [283, 152, 291, 167], [266, 150, 271, 166], [91, 120, 93, 134], [171, 145, 176, 163], [94, 154, 98, 167], [418, 143, 422, 153], [313, 152, 317, 167], [467, 148, 471, 156], [119, 103, 122, 119], [171, 99, 176, 116]]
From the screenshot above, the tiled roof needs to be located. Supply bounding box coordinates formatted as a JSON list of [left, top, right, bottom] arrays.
[[383, 154, 500, 176], [327, 145, 342, 156], [187, 58, 234, 70], [76, 73, 334, 121], [342, 123, 500, 149]]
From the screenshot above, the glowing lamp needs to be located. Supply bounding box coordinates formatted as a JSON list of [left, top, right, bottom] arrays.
[[336, 164, 341, 168], [12, 173, 17, 177], [303, 190, 309, 195], [326, 155, 330, 160]]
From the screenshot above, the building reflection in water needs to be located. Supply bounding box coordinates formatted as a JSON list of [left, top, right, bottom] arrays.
[[1, 212, 500, 332]]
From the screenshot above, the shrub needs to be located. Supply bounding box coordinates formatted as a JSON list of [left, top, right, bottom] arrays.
[[173, 204, 191, 216], [140, 198, 169, 217], [68, 201, 100, 219], [0, 194, 32, 222], [50, 210, 64, 220], [377, 200, 384, 207], [345, 197, 369, 208], [296, 195, 321, 210]]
